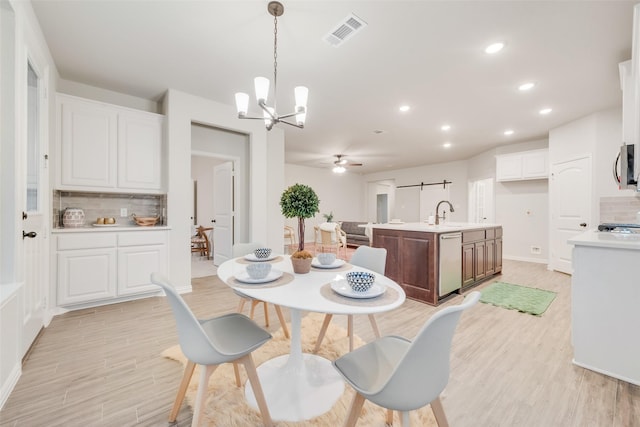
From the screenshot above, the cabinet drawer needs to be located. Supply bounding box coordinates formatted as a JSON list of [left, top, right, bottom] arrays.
[[486, 228, 495, 239], [57, 233, 117, 250], [462, 230, 485, 243], [118, 231, 166, 246]]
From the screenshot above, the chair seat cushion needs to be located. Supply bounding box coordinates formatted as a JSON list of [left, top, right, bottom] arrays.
[[197, 313, 272, 364], [333, 335, 411, 395]]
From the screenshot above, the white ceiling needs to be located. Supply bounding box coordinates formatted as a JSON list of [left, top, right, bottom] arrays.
[[31, 0, 637, 174]]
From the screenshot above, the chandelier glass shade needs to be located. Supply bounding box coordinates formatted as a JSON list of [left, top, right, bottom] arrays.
[[234, 1, 308, 131]]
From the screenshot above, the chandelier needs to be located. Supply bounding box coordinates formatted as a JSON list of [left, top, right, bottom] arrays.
[[234, 1, 308, 131]]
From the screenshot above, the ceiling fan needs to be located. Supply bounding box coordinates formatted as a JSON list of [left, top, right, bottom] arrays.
[[332, 154, 362, 173]]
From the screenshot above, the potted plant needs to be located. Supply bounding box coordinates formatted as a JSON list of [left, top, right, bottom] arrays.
[[280, 183, 320, 273], [322, 211, 334, 223]]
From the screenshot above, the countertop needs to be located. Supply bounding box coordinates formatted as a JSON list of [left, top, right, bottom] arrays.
[[367, 221, 501, 233], [52, 224, 171, 233], [568, 229, 640, 250]]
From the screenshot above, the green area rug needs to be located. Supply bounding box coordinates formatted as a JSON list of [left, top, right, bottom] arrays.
[[480, 282, 557, 316]]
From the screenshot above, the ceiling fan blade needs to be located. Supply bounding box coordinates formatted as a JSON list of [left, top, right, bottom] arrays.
[[348, 162, 363, 166]]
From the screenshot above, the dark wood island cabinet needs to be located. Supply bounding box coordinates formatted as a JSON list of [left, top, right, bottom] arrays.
[[372, 223, 502, 305]]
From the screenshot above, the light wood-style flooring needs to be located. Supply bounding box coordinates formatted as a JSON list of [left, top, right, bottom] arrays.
[[1, 259, 638, 426]]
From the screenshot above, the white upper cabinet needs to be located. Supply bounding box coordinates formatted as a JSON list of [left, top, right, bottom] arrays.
[[57, 94, 164, 192], [496, 149, 549, 182]]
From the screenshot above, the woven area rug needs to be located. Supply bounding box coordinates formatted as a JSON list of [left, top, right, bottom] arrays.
[[480, 282, 557, 316], [162, 312, 438, 426]]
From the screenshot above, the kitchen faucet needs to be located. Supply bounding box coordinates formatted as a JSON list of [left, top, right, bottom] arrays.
[[435, 200, 454, 225]]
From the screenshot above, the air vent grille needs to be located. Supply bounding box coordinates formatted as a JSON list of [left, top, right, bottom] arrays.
[[323, 13, 367, 47]]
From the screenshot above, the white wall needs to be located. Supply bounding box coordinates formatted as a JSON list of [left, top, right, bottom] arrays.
[[57, 78, 160, 113], [469, 139, 550, 263], [164, 89, 284, 290], [284, 164, 365, 244]]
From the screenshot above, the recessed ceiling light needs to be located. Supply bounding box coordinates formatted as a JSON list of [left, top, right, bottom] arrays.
[[399, 105, 410, 112], [504, 129, 514, 136], [518, 82, 536, 91], [539, 108, 553, 115], [443, 142, 452, 148], [441, 124, 451, 131], [484, 42, 505, 54]]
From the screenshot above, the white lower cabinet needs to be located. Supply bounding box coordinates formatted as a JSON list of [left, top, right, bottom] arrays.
[[56, 230, 167, 307]]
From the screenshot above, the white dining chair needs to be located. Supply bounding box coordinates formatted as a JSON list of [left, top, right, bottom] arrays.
[[233, 243, 289, 339], [314, 246, 387, 353], [333, 291, 481, 427], [150, 272, 274, 427]]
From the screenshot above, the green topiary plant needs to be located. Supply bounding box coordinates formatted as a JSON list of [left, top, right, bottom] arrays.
[[280, 183, 320, 256]]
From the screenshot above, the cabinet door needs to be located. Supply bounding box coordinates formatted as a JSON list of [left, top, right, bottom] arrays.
[[495, 238, 503, 273], [57, 248, 117, 305], [485, 239, 496, 275], [60, 97, 117, 188], [117, 244, 167, 296], [496, 154, 522, 181], [522, 150, 548, 179], [462, 243, 475, 286], [474, 241, 486, 280], [118, 112, 163, 190]]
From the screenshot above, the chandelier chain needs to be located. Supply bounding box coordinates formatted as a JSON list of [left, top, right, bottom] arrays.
[[273, 13, 278, 110]]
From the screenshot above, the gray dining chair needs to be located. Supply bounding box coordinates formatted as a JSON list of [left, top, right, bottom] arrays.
[[314, 246, 387, 352], [150, 272, 273, 427], [232, 242, 290, 338], [333, 291, 480, 427]]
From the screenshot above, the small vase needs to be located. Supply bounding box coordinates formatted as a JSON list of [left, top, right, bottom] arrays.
[[62, 208, 85, 228], [291, 257, 312, 274]]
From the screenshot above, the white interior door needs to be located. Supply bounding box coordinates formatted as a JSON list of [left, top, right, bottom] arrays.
[[468, 178, 495, 223], [21, 60, 47, 356], [212, 161, 233, 265], [550, 157, 591, 274]]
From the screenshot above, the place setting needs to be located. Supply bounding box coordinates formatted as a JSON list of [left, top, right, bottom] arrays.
[[230, 260, 293, 289], [310, 252, 351, 272], [320, 271, 399, 306], [235, 247, 284, 264]]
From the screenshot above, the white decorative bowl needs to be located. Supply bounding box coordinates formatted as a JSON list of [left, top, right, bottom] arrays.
[[63, 208, 85, 228], [346, 271, 376, 292], [317, 252, 336, 265], [246, 263, 272, 279]]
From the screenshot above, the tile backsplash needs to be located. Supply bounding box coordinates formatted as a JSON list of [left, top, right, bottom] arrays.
[[600, 196, 640, 224], [54, 191, 167, 228]]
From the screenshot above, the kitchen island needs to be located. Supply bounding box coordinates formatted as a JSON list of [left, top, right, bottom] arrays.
[[371, 222, 502, 305], [568, 229, 640, 385]]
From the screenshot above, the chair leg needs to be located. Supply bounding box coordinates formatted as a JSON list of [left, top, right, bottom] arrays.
[[368, 314, 381, 338], [192, 364, 218, 427], [168, 360, 196, 423], [348, 315, 354, 351], [249, 300, 259, 319], [430, 396, 449, 427], [262, 301, 270, 327], [233, 362, 241, 387], [274, 305, 290, 339], [314, 314, 334, 353], [240, 354, 273, 427], [237, 297, 247, 314], [343, 392, 366, 427], [386, 409, 394, 425]]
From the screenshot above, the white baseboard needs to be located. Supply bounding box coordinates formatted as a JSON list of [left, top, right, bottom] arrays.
[[503, 255, 548, 264], [0, 362, 21, 410]]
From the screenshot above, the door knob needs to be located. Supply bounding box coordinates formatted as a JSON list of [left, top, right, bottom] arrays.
[[579, 223, 587, 228], [23, 231, 37, 239]]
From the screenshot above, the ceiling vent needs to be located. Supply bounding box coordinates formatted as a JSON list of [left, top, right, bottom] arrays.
[[323, 13, 367, 47]]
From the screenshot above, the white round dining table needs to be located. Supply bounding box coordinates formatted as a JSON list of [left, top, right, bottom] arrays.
[[217, 254, 406, 422]]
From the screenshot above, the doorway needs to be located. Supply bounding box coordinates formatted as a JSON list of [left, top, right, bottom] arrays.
[[468, 178, 495, 223]]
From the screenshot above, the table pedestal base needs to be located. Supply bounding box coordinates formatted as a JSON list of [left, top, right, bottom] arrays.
[[245, 353, 344, 421]]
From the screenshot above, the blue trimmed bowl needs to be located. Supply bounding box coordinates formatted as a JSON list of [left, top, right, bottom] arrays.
[[345, 271, 376, 292]]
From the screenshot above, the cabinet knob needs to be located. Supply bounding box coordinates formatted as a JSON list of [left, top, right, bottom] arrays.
[[579, 222, 587, 228]]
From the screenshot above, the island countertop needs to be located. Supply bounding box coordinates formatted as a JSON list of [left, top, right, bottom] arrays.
[[368, 221, 502, 233]]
